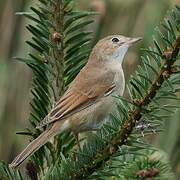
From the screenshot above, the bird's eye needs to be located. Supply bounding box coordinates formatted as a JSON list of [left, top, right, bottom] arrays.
[[112, 37, 120, 43]]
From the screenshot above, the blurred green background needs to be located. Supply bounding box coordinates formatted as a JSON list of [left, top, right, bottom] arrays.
[[0, 0, 179, 178]]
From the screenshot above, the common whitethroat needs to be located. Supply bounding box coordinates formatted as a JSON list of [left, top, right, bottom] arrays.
[[10, 35, 142, 168]]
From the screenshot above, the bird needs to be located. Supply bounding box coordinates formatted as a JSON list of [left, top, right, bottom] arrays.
[[10, 35, 141, 168]]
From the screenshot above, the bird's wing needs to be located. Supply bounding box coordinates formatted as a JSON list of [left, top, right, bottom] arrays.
[[37, 67, 115, 128]]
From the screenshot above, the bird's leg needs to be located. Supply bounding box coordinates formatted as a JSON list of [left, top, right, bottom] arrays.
[[73, 132, 81, 150]]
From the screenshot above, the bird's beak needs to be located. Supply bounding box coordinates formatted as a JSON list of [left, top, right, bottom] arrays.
[[128, 37, 142, 46]]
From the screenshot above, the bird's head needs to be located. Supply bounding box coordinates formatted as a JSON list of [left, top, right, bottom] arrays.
[[91, 35, 142, 64]]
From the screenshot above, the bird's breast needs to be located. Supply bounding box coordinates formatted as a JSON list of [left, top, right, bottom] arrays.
[[110, 63, 125, 96]]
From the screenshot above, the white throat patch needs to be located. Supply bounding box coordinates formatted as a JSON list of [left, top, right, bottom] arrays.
[[112, 45, 129, 64]]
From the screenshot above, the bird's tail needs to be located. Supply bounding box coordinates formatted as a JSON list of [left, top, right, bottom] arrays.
[[9, 123, 62, 169]]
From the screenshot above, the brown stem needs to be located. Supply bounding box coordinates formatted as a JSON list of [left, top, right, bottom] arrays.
[[50, 0, 65, 101]]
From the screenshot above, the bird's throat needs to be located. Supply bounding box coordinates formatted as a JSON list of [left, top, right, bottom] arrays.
[[113, 45, 129, 64]]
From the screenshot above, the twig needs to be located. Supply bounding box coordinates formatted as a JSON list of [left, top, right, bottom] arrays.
[[50, 0, 65, 101]]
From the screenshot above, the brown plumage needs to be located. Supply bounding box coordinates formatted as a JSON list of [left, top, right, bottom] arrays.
[[10, 35, 141, 168]]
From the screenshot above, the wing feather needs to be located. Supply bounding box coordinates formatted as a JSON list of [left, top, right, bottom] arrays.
[[37, 67, 116, 128]]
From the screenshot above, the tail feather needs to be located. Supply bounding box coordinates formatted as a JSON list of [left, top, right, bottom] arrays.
[[9, 125, 60, 169]]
